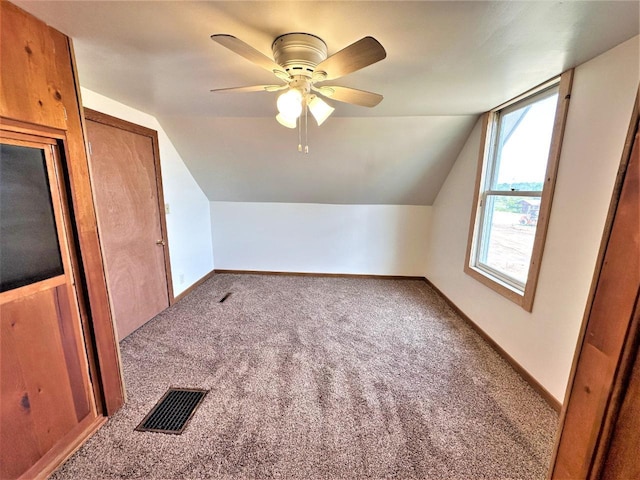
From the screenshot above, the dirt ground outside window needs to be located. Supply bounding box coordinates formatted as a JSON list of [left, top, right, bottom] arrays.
[[484, 211, 537, 284]]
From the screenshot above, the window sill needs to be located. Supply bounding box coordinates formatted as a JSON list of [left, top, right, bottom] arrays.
[[463, 264, 533, 312]]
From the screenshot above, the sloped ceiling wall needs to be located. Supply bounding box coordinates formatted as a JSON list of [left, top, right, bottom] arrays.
[[159, 115, 476, 204]]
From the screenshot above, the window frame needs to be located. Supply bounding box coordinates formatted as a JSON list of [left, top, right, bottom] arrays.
[[464, 70, 574, 312]]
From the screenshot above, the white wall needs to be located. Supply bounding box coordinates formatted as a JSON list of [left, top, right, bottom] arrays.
[[425, 36, 639, 402], [211, 202, 430, 276], [81, 88, 214, 296]]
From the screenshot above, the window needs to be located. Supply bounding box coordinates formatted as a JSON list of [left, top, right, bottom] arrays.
[[0, 142, 64, 292], [465, 71, 573, 311]]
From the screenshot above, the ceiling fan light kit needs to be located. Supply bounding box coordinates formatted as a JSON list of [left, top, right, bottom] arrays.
[[307, 96, 335, 126], [277, 88, 303, 120], [211, 32, 386, 152], [276, 113, 297, 129]]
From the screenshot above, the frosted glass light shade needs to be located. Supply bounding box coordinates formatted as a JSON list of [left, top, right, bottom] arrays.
[[276, 113, 297, 129], [308, 96, 335, 126], [277, 89, 303, 119]]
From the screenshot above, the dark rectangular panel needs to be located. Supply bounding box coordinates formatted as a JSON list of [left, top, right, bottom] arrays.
[[0, 143, 63, 292]]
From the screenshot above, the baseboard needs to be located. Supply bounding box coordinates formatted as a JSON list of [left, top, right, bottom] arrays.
[[423, 277, 562, 413], [214, 269, 424, 281], [174, 269, 216, 303]]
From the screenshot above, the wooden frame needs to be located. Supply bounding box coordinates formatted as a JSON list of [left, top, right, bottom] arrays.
[[83, 108, 174, 305], [464, 70, 574, 312]]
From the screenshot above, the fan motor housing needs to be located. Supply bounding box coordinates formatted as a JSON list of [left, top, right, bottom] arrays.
[[272, 33, 327, 77]]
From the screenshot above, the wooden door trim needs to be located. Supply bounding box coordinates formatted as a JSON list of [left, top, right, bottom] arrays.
[[549, 86, 640, 478], [83, 108, 174, 305]]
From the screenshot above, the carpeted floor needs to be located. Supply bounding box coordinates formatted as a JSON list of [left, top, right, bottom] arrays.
[[52, 274, 558, 479]]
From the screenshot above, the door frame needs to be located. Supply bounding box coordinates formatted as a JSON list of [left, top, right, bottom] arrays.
[[83, 108, 174, 305]]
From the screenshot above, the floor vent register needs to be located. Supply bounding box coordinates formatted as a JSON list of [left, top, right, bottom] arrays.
[[135, 387, 208, 434]]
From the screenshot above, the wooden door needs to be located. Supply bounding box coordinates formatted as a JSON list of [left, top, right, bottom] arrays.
[[0, 131, 99, 479], [84, 111, 172, 340]]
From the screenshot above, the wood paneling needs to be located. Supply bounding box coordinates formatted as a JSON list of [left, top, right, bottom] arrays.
[[550, 91, 639, 479], [0, 1, 125, 477], [19, 414, 106, 480], [85, 113, 171, 340], [0, 315, 41, 479], [1, 290, 78, 455], [0, 1, 124, 415], [0, 1, 67, 129]]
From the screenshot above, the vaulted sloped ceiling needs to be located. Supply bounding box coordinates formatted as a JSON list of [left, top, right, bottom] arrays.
[[13, 1, 640, 205]]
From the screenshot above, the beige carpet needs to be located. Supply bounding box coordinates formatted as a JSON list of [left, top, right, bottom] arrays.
[[52, 274, 558, 479]]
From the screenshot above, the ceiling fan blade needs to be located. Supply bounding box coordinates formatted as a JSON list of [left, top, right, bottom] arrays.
[[211, 34, 288, 78], [312, 37, 386, 82], [210, 85, 287, 93], [314, 86, 383, 107]]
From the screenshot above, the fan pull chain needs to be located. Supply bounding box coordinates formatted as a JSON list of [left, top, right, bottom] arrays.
[[297, 115, 302, 152], [304, 103, 309, 154]]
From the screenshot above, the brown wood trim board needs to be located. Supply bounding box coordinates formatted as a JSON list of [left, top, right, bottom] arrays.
[[214, 269, 426, 281]]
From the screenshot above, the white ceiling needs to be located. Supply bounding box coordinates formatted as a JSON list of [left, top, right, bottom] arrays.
[[14, 1, 640, 205]]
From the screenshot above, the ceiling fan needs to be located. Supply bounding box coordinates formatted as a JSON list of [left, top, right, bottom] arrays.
[[210, 32, 386, 151]]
